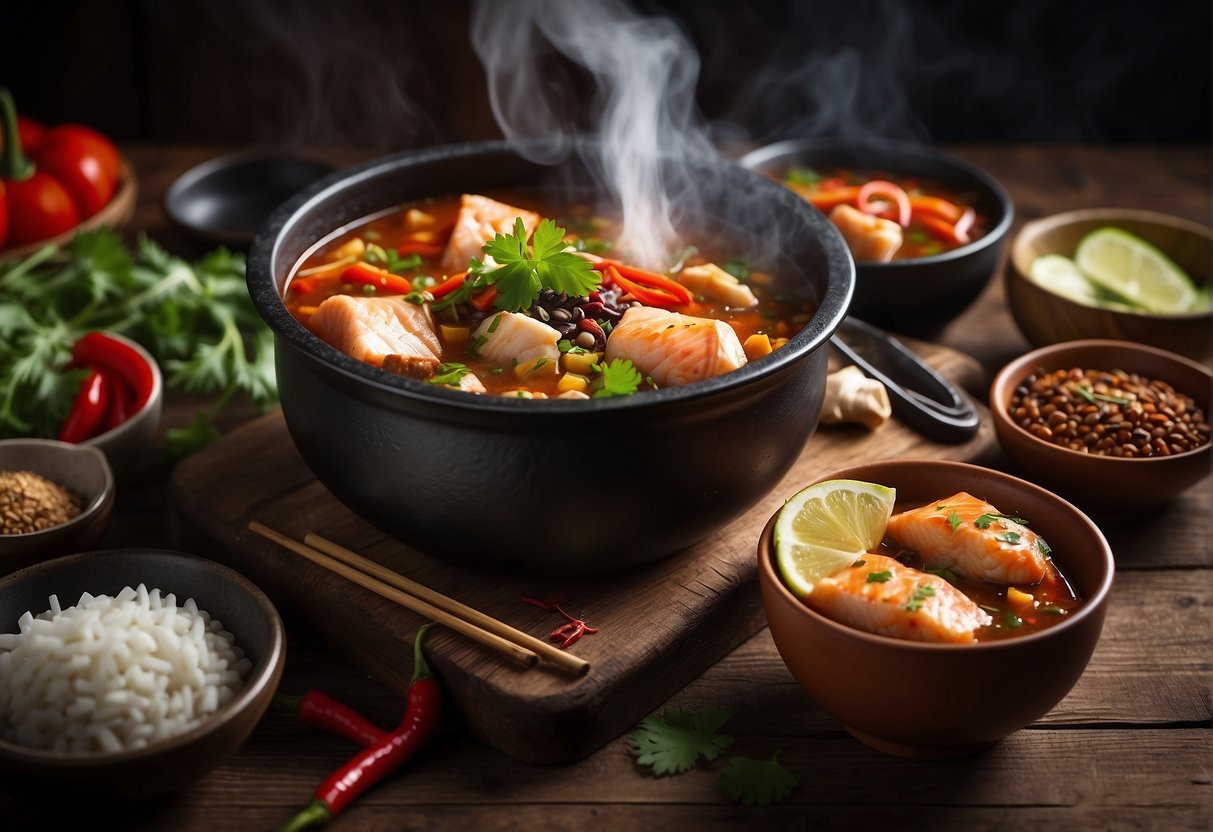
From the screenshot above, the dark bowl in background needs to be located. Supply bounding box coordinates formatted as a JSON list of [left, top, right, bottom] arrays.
[[739, 138, 1013, 336], [165, 150, 335, 248], [247, 139, 854, 575], [0, 549, 285, 799]]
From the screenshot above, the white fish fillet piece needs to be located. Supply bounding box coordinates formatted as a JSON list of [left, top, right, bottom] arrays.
[[472, 311, 560, 368], [605, 306, 746, 387], [309, 294, 441, 370], [440, 194, 541, 274]]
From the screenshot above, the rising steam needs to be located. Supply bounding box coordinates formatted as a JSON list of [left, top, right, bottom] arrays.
[[470, 0, 713, 269]]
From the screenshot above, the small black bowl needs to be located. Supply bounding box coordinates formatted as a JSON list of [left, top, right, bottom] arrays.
[[165, 151, 334, 248], [739, 138, 1013, 336]]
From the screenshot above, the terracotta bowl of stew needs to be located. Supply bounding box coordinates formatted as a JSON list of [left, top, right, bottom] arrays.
[[247, 139, 854, 575], [758, 459, 1114, 759], [739, 138, 1013, 336], [1006, 208, 1211, 362], [990, 340, 1212, 514]]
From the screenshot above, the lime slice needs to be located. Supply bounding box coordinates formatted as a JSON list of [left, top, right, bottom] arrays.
[[1075, 228, 1197, 313], [774, 479, 896, 596], [1028, 254, 1100, 306]]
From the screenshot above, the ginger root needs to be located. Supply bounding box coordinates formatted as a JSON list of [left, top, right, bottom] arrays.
[[820, 366, 892, 430]]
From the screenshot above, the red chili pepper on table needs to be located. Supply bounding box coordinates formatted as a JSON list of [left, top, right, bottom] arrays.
[[273, 689, 386, 748], [279, 627, 440, 832], [57, 369, 111, 443], [0, 88, 121, 250]]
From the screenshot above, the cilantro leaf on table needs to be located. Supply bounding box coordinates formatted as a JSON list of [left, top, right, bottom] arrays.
[[592, 358, 644, 398], [630, 705, 734, 776], [481, 218, 599, 312], [717, 752, 800, 806]]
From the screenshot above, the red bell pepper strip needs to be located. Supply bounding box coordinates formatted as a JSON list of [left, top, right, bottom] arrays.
[[72, 332, 156, 412], [595, 259, 692, 307], [279, 628, 439, 832], [395, 239, 445, 257], [273, 690, 387, 748], [427, 271, 467, 298], [908, 194, 963, 224], [99, 369, 136, 433], [340, 262, 412, 295], [919, 207, 976, 247], [469, 286, 499, 312], [57, 369, 111, 443], [795, 185, 859, 212], [857, 180, 912, 227]]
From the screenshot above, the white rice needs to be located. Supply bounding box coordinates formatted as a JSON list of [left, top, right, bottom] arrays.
[[0, 584, 252, 753]]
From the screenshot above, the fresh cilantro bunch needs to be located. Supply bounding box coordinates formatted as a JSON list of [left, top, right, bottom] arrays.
[[480, 218, 600, 312], [0, 230, 276, 454], [629, 705, 801, 807]]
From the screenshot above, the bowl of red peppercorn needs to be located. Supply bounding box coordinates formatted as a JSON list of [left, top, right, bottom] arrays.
[[990, 340, 1212, 513]]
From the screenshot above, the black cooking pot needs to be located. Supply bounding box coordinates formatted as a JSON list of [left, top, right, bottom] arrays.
[[247, 140, 854, 575]]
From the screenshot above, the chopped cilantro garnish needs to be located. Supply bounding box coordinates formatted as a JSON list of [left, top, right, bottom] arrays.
[[466, 334, 488, 358], [1038, 537, 1052, 556], [429, 363, 470, 387], [866, 571, 892, 583], [995, 531, 1022, 545], [522, 357, 549, 378], [487, 312, 503, 333], [905, 584, 937, 612], [925, 567, 957, 585], [363, 244, 424, 275], [592, 358, 643, 398], [722, 259, 751, 282], [480, 218, 600, 312], [947, 510, 962, 532], [1003, 610, 1023, 629], [974, 512, 1028, 529], [785, 167, 821, 187], [852, 559, 866, 567]]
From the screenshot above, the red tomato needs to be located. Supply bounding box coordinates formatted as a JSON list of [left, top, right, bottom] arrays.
[[32, 125, 121, 219], [4, 172, 80, 248]]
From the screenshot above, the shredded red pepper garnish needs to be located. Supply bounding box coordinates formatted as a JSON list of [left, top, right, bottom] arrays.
[[520, 595, 598, 648]]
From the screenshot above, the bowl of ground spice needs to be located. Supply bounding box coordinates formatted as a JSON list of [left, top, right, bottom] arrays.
[[0, 440, 115, 576], [990, 340, 1211, 513]]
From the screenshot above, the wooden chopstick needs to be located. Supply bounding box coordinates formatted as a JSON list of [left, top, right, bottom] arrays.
[[304, 532, 591, 677], [248, 522, 539, 671]]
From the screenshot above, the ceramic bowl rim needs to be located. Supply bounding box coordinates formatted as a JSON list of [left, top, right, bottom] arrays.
[[989, 339, 1213, 465], [78, 332, 164, 448], [758, 459, 1115, 652], [247, 138, 856, 416], [737, 136, 1015, 268], [0, 440, 114, 542], [1008, 206, 1212, 323], [0, 548, 285, 767]]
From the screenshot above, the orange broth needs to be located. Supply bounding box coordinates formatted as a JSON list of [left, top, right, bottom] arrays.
[[285, 192, 818, 398]]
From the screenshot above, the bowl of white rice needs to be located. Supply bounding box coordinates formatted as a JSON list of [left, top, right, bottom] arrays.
[[0, 548, 284, 798]]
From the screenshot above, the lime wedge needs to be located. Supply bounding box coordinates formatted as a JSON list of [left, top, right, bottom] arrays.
[[1029, 254, 1101, 306], [774, 479, 896, 597], [1075, 228, 1197, 314]]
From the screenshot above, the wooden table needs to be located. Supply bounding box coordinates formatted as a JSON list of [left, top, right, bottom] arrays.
[[3, 144, 1210, 830]]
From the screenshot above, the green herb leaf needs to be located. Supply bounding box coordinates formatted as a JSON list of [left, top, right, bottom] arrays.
[[947, 510, 962, 532], [1040, 605, 1066, 616], [1003, 610, 1023, 629], [165, 410, 221, 462], [995, 531, 1022, 545], [718, 751, 800, 806], [481, 218, 599, 312], [430, 363, 470, 387], [852, 559, 866, 567], [905, 584, 937, 612], [974, 512, 1028, 529], [592, 358, 643, 398], [866, 571, 892, 583], [785, 167, 821, 187], [979, 603, 1000, 614], [722, 259, 751, 281], [630, 706, 734, 776], [925, 567, 957, 585]]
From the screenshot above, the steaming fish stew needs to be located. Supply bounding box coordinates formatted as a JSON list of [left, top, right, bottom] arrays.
[[779, 167, 989, 261], [285, 192, 818, 398]]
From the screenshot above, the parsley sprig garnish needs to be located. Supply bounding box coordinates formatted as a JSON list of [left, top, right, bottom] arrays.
[[480, 218, 600, 312], [592, 358, 644, 398], [630, 706, 734, 776]]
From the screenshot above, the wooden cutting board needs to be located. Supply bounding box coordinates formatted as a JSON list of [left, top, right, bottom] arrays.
[[171, 341, 998, 764]]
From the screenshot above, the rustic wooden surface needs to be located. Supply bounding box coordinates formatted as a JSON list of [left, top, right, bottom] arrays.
[[2, 144, 1210, 830], [169, 340, 995, 765]]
